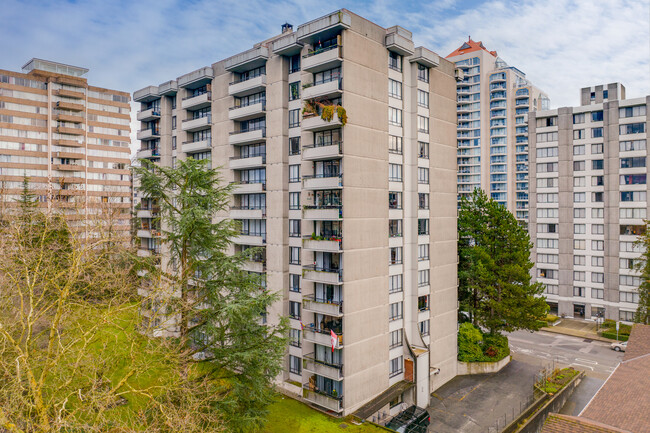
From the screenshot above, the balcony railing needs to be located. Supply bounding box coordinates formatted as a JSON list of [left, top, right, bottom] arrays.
[[302, 173, 340, 180], [303, 44, 339, 58], [230, 153, 266, 162], [229, 100, 266, 111], [303, 264, 341, 275], [229, 127, 266, 136], [229, 73, 266, 86], [303, 295, 343, 314], [182, 90, 210, 101], [303, 204, 341, 210]]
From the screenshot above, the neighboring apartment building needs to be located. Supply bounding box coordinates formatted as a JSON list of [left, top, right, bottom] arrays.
[[133, 10, 458, 417], [447, 39, 549, 222], [529, 83, 649, 322], [0, 59, 131, 235]]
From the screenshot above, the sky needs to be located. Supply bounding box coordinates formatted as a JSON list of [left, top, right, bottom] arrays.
[[2, 0, 649, 152]]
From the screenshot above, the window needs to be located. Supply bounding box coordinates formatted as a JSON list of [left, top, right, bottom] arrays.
[[289, 219, 301, 237], [620, 208, 646, 219], [620, 291, 639, 303], [289, 301, 301, 319], [574, 239, 585, 250], [619, 123, 645, 135], [573, 113, 585, 124], [592, 223, 604, 234], [418, 244, 430, 261], [591, 111, 603, 121], [418, 320, 430, 336], [289, 54, 300, 73], [538, 147, 559, 158], [538, 269, 558, 279], [591, 256, 604, 267], [289, 328, 301, 347], [417, 116, 429, 133], [538, 238, 559, 249], [289, 274, 300, 292], [573, 129, 585, 139], [592, 176, 604, 187], [591, 288, 604, 299], [289, 355, 301, 374], [417, 89, 429, 108], [389, 135, 402, 154], [389, 163, 402, 181], [620, 225, 646, 236], [388, 79, 402, 99], [537, 162, 558, 173], [537, 117, 557, 127], [573, 192, 585, 203], [537, 224, 558, 233], [418, 193, 429, 209], [389, 219, 403, 237], [418, 295, 430, 311], [289, 109, 300, 128], [538, 193, 558, 203], [620, 139, 646, 152], [620, 174, 647, 185], [389, 107, 402, 126], [389, 191, 402, 209], [289, 247, 300, 265], [390, 329, 403, 349], [389, 356, 403, 377], [418, 219, 429, 235], [171, 116, 176, 130], [620, 241, 639, 253], [573, 286, 585, 297], [592, 192, 603, 202], [620, 258, 637, 269], [573, 145, 585, 155], [574, 224, 586, 234], [536, 132, 559, 142], [289, 137, 300, 155], [621, 191, 646, 202], [172, 136, 177, 150], [289, 192, 300, 210], [418, 269, 430, 287], [419, 141, 429, 158], [389, 247, 402, 265], [621, 157, 646, 168], [545, 284, 559, 295], [591, 143, 603, 154], [289, 164, 300, 182], [389, 274, 403, 293], [592, 160, 604, 170], [591, 272, 604, 283], [591, 127, 603, 138], [538, 177, 558, 188], [289, 82, 300, 101], [388, 52, 402, 72], [620, 310, 635, 321], [573, 176, 585, 187], [170, 96, 176, 109], [574, 208, 586, 218], [417, 64, 429, 82], [389, 302, 403, 321], [573, 255, 585, 266], [619, 105, 646, 118], [418, 167, 429, 184], [592, 240, 604, 251], [620, 275, 641, 287], [573, 161, 585, 171], [538, 254, 559, 264], [538, 208, 559, 218]]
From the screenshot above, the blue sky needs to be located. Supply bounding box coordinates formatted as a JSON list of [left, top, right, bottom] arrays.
[[2, 0, 649, 146]]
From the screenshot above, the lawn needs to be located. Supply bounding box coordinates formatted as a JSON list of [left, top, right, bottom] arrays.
[[265, 395, 388, 433]]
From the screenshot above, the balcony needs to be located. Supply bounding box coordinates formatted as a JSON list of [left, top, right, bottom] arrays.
[[136, 147, 160, 159], [229, 74, 266, 97], [229, 128, 266, 145], [232, 181, 266, 194], [137, 229, 154, 238], [233, 233, 266, 246], [133, 85, 160, 103], [303, 205, 341, 221], [181, 91, 211, 110], [54, 126, 83, 136], [302, 79, 342, 100], [303, 265, 342, 284], [410, 46, 439, 68], [272, 32, 304, 56], [296, 9, 351, 43], [137, 107, 161, 122], [302, 353, 343, 380], [302, 112, 342, 131], [181, 114, 211, 132], [385, 27, 415, 56], [230, 206, 265, 219], [54, 150, 84, 160], [56, 101, 84, 111], [54, 139, 83, 148], [229, 154, 265, 170], [54, 113, 83, 123], [182, 138, 211, 154], [302, 174, 342, 190], [53, 89, 84, 99], [302, 296, 343, 317], [242, 259, 266, 273], [177, 66, 214, 89], [53, 163, 83, 172], [303, 326, 343, 348], [303, 236, 341, 252], [158, 80, 178, 96], [137, 128, 160, 141], [137, 209, 152, 219], [229, 101, 266, 121], [302, 385, 343, 412], [302, 141, 342, 161], [302, 45, 342, 73]]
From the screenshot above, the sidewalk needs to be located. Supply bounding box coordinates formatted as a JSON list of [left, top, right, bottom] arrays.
[[540, 318, 613, 343]]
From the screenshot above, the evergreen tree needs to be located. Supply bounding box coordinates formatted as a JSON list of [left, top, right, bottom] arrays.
[[633, 221, 650, 324], [15, 175, 38, 217], [135, 158, 288, 432], [458, 189, 548, 334]]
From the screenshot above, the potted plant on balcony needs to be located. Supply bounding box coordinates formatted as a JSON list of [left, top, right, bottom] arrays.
[[302, 99, 348, 126]]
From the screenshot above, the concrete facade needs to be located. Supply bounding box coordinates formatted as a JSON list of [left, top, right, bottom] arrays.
[[447, 39, 549, 222], [134, 10, 458, 416], [529, 83, 649, 323], [0, 59, 131, 235]]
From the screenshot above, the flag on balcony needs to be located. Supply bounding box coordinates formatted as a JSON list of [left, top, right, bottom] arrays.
[[300, 321, 304, 331], [330, 329, 337, 352]]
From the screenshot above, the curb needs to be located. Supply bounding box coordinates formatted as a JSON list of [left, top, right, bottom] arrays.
[[539, 328, 612, 343]]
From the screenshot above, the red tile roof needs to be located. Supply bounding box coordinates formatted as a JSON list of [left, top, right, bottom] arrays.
[[446, 38, 497, 59], [542, 414, 630, 433]]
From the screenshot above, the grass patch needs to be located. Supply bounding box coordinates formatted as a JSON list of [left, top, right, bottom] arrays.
[[265, 395, 387, 432], [538, 367, 579, 395]]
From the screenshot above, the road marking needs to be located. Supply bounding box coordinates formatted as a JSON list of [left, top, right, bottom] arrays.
[[579, 346, 591, 353], [458, 384, 480, 402], [570, 363, 594, 371], [575, 358, 598, 365]]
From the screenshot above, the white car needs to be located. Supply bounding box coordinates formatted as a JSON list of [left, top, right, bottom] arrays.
[[610, 341, 627, 352]]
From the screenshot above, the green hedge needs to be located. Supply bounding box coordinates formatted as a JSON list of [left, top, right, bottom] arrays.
[[600, 331, 629, 341], [602, 320, 632, 335], [458, 323, 510, 362]]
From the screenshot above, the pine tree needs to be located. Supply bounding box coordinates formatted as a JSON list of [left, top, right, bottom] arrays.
[[135, 158, 288, 432], [633, 221, 650, 324], [15, 175, 38, 218], [458, 189, 548, 334]]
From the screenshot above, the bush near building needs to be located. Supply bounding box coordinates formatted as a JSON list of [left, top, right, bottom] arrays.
[[458, 323, 510, 362]]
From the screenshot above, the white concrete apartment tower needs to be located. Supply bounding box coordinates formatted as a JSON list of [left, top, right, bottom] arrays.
[[529, 83, 649, 322], [134, 10, 458, 417], [447, 39, 549, 222]]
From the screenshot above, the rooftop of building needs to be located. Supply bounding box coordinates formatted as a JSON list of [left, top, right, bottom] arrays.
[[446, 37, 497, 59], [21, 58, 88, 77], [542, 414, 629, 433]]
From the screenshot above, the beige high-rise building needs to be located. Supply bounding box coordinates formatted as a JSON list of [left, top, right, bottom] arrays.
[[0, 59, 132, 234], [529, 83, 649, 322], [134, 10, 458, 417], [447, 39, 549, 222]]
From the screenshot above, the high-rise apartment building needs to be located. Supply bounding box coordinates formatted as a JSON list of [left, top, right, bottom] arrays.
[[529, 83, 649, 322], [134, 10, 458, 417], [447, 39, 549, 221], [0, 59, 132, 234]]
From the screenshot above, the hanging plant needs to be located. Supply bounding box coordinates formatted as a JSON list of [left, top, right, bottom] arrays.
[[336, 106, 348, 126], [302, 99, 348, 126], [321, 105, 335, 122]]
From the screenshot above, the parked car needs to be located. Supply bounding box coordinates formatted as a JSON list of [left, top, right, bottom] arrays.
[[385, 405, 430, 433], [611, 341, 627, 352]]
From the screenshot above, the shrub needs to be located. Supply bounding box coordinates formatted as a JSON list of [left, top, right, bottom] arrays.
[[600, 331, 629, 341], [458, 323, 510, 362]]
